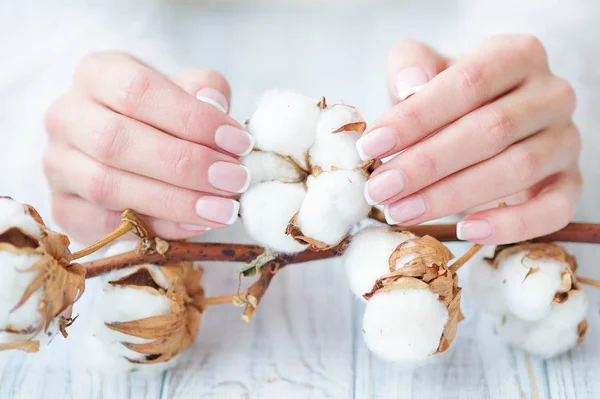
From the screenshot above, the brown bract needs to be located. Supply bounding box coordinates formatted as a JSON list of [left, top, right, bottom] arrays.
[[363, 235, 463, 354], [0, 204, 85, 353], [105, 262, 205, 364]]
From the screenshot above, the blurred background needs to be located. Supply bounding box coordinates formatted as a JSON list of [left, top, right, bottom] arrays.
[[0, 1, 598, 397]]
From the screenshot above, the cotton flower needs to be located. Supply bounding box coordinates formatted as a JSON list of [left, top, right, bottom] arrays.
[[343, 226, 416, 299], [91, 241, 205, 368], [241, 90, 373, 254], [358, 234, 463, 364], [470, 242, 588, 358], [0, 197, 85, 353]]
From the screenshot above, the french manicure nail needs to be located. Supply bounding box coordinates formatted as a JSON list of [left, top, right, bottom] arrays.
[[196, 87, 229, 113], [364, 169, 406, 205], [180, 224, 212, 232], [355, 127, 397, 161], [195, 196, 240, 225], [395, 67, 430, 100], [208, 162, 251, 193], [384, 194, 426, 224], [215, 125, 255, 156], [456, 220, 492, 241]]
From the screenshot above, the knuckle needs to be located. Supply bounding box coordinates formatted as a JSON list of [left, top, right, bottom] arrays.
[[50, 195, 69, 228], [85, 165, 112, 206], [180, 105, 201, 137], [44, 98, 67, 138], [456, 61, 487, 103], [511, 148, 540, 185], [510, 212, 530, 239], [116, 66, 153, 113], [166, 141, 196, 182], [552, 192, 573, 228], [91, 115, 127, 162], [565, 125, 582, 157], [517, 35, 548, 63], [478, 107, 515, 151], [414, 149, 440, 183], [552, 77, 577, 114], [42, 150, 56, 180]]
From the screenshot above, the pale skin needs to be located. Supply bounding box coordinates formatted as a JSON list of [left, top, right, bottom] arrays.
[[45, 35, 582, 245]]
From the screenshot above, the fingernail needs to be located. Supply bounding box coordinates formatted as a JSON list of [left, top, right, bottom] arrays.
[[180, 224, 212, 232], [208, 162, 251, 193], [355, 127, 397, 161], [196, 88, 229, 113], [456, 220, 492, 241], [215, 125, 255, 156], [384, 194, 426, 224], [395, 67, 430, 100], [364, 169, 406, 205], [195, 196, 240, 225]]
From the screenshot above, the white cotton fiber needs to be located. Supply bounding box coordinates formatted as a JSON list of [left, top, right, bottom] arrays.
[[343, 227, 416, 299], [297, 170, 370, 246], [496, 289, 588, 359], [0, 251, 42, 333], [247, 89, 321, 164], [362, 288, 448, 364], [0, 197, 41, 239], [309, 104, 364, 171], [468, 260, 508, 315], [241, 151, 304, 185], [499, 251, 565, 321], [240, 181, 308, 253]]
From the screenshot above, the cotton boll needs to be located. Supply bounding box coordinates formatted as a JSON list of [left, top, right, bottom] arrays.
[[297, 170, 370, 246], [496, 290, 588, 359], [343, 227, 416, 299], [247, 89, 321, 165], [240, 181, 308, 253], [241, 151, 304, 184], [309, 104, 364, 171], [0, 197, 41, 239], [499, 251, 565, 321], [468, 260, 508, 315], [362, 288, 448, 364]]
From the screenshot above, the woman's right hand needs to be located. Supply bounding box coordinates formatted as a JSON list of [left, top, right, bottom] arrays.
[[44, 52, 254, 244]]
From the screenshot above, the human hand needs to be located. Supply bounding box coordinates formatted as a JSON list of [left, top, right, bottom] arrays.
[[44, 52, 253, 244], [358, 36, 581, 244]]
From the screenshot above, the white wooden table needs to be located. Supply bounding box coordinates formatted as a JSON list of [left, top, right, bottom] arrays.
[[1, 2, 599, 397]]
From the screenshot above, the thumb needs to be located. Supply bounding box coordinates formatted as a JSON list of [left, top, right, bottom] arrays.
[[170, 68, 232, 114], [386, 40, 451, 102]]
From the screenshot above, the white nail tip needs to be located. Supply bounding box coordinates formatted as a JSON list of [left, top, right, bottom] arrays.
[[227, 200, 241, 225], [363, 180, 378, 206], [236, 165, 252, 193], [383, 205, 397, 225], [355, 136, 372, 162], [237, 134, 255, 157], [456, 222, 466, 241], [197, 95, 228, 113], [396, 84, 425, 101]]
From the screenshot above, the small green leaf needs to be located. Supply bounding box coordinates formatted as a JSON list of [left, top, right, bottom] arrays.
[[237, 248, 275, 277]]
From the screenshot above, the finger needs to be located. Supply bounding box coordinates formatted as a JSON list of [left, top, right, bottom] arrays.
[[50, 192, 211, 244], [170, 68, 231, 114], [74, 52, 253, 155], [386, 40, 451, 102], [456, 171, 583, 244], [382, 124, 580, 226], [357, 35, 549, 161], [44, 146, 241, 227], [364, 77, 576, 205], [47, 94, 250, 193]]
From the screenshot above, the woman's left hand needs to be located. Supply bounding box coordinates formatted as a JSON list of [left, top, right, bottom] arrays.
[[358, 35, 581, 244]]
